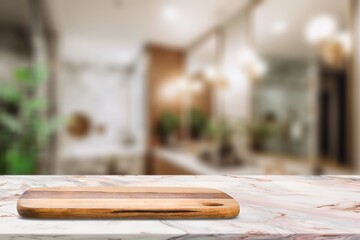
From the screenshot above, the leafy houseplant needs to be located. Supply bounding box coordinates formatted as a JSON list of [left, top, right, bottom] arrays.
[[156, 111, 180, 145], [248, 121, 278, 151], [213, 120, 234, 160], [201, 119, 241, 166], [189, 108, 208, 140], [0, 67, 61, 174]]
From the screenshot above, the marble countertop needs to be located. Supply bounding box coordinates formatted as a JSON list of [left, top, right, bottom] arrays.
[[1, 175, 360, 239], [155, 148, 352, 175], [155, 148, 312, 175]]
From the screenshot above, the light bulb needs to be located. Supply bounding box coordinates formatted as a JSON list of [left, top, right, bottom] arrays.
[[238, 47, 257, 66], [305, 14, 338, 44], [272, 20, 288, 35], [176, 77, 189, 91], [253, 59, 268, 78], [204, 66, 217, 81], [163, 6, 179, 22], [190, 81, 203, 93], [337, 31, 351, 54]]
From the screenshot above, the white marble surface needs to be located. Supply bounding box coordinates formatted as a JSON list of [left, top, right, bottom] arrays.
[[155, 148, 310, 175], [155, 148, 352, 175], [1, 175, 360, 239]]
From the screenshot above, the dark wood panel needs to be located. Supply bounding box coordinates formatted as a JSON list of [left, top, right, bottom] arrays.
[[146, 45, 185, 146], [153, 158, 193, 175]]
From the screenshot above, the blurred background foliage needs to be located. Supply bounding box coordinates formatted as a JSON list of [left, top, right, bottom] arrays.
[[0, 67, 63, 174], [189, 108, 209, 140], [156, 111, 180, 144]]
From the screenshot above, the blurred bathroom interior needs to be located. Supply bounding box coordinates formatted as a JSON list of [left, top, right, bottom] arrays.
[[0, 0, 359, 175]]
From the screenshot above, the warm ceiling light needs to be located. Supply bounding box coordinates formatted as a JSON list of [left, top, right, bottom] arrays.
[[337, 31, 352, 54], [176, 77, 189, 91], [305, 14, 338, 44], [238, 47, 257, 66], [252, 59, 268, 78], [163, 6, 179, 22], [159, 81, 178, 101], [239, 47, 267, 80], [272, 20, 288, 35], [190, 81, 204, 93], [203, 65, 217, 81]]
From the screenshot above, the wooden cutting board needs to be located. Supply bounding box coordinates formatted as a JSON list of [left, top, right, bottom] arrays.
[[17, 187, 240, 219]]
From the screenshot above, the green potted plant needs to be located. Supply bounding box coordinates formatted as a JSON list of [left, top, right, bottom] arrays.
[[215, 120, 234, 160], [0, 66, 62, 174], [156, 111, 180, 145], [248, 121, 278, 152], [189, 108, 208, 140], [201, 119, 240, 166]]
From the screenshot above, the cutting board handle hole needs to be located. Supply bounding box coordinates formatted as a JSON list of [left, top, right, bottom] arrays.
[[202, 202, 223, 207]]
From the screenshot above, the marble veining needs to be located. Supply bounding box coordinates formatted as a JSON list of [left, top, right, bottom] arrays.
[[0, 175, 360, 239]]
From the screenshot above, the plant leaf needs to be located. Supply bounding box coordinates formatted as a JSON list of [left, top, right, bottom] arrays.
[[14, 66, 47, 86], [24, 98, 47, 112], [0, 85, 21, 102], [0, 113, 21, 133]]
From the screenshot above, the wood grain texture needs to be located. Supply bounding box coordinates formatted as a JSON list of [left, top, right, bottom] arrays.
[[17, 187, 240, 219], [146, 45, 185, 148], [153, 158, 194, 175]]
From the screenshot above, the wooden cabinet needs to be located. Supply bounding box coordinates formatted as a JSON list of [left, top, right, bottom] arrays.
[[153, 157, 193, 175]]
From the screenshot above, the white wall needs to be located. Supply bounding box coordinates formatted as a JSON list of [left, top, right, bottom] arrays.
[[55, 37, 146, 166], [186, 33, 217, 75], [220, 14, 251, 122], [186, 13, 251, 123]]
